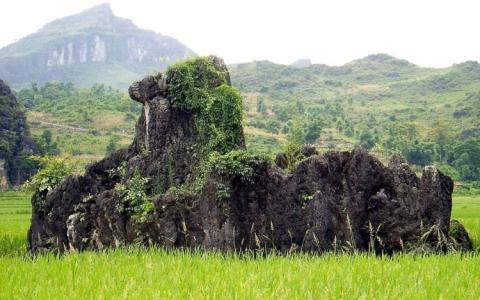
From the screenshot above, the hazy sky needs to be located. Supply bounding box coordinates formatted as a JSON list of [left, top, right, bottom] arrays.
[[1, 0, 479, 67]]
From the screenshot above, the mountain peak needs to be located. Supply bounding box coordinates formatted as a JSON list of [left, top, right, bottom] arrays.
[[348, 53, 415, 68], [0, 3, 194, 88], [82, 3, 113, 16], [39, 3, 124, 34], [291, 58, 312, 68]]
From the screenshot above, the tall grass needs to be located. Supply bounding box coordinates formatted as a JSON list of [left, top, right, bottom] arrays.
[[0, 249, 479, 299], [0, 191, 479, 299], [0, 191, 30, 256]]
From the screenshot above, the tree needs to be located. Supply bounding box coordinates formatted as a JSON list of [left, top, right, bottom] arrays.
[[22, 156, 77, 194], [287, 119, 305, 145], [256, 97, 266, 114], [402, 140, 435, 166], [359, 132, 376, 150], [35, 130, 60, 156], [451, 138, 480, 181], [304, 118, 323, 144], [272, 105, 289, 122], [265, 120, 280, 134], [106, 137, 119, 155], [430, 120, 452, 162], [295, 100, 305, 114]]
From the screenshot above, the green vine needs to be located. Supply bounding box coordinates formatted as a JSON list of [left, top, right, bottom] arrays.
[[166, 57, 244, 156]]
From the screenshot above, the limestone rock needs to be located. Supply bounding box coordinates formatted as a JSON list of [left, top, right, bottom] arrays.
[[449, 219, 473, 251], [28, 57, 463, 254], [0, 80, 39, 187]]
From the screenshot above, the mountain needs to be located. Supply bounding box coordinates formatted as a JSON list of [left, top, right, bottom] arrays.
[[0, 3, 194, 88], [229, 54, 480, 166], [290, 58, 312, 68]]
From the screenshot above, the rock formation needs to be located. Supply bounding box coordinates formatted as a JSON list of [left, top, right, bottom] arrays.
[[0, 80, 39, 187], [28, 56, 470, 254]]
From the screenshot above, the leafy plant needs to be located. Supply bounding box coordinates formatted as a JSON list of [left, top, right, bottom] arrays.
[[282, 143, 305, 172], [166, 57, 244, 156], [114, 168, 153, 223], [22, 156, 77, 194], [206, 150, 270, 184]]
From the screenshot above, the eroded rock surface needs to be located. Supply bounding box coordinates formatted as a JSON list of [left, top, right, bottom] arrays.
[[0, 80, 39, 187], [28, 56, 462, 254]]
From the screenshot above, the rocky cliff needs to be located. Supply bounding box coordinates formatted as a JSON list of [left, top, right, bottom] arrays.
[[0, 4, 194, 88], [0, 80, 39, 187], [28, 56, 469, 254]]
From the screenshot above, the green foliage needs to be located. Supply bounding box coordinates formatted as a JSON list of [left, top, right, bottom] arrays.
[[114, 168, 153, 223], [166, 57, 228, 111], [304, 117, 323, 144], [256, 97, 267, 114], [214, 183, 230, 204], [402, 140, 435, 166], [34, 130, 60, 156], [286, 119, 305, 145], [206, 150, 269, 184], [105, 136, 119, 155], [282, 143, 306, 172], [17, 81, 139, 162], [265, 120, 280, 134], [230, 58, 480, 185], [22, 156, 76, 193], [359, 132, 376, 150], [166, 57, 244, 156], [450, 138, 480, 181], [168, 150, 270, 205]]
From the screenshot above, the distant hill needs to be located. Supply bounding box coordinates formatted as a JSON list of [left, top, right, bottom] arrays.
[[229, 54, 480, 166], [290, 59, 312, 68], [0, 4, 194, 89]]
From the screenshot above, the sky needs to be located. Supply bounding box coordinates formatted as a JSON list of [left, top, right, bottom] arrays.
[[0, 0, 479, 67]]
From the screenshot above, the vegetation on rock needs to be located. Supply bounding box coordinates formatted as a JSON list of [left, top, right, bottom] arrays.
[[167, 57, 244, 155], [114, 168, 153, 224], [22, 156, 76, 194], [0, 80, 39, 186]]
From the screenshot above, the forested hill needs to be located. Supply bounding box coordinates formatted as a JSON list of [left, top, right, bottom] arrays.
[[229, 54, 480, 182], [0, 4, 194, 88]]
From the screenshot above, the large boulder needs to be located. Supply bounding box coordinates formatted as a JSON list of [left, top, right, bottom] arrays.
[[449, 219, 473, 251], [28, 56, 463, 254]]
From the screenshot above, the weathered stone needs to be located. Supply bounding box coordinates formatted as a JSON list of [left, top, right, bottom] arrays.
[[0, 79, 39, 187], [28, 57, 463, 254], [449, 219, 473, 251]]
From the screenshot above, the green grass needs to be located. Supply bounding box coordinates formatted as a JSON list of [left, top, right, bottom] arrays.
[[1, 249, 480, 299], [452, 194, 480, 248], [0, 191, 479, 299], [0, 191, 31, 256]]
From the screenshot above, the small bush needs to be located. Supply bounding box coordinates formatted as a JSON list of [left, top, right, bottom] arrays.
[[22, 156, 77, 194], [114, 168, 153, 223], [282, 143, 305, 172], [206, 150, 270, 184]]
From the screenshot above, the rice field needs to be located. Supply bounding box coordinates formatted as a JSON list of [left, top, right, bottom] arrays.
[[0, 191, 479, 299]]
